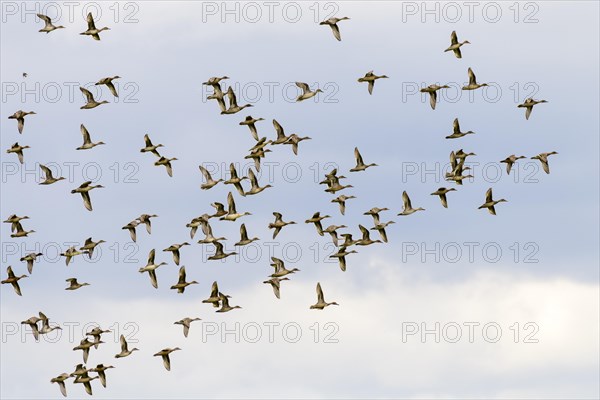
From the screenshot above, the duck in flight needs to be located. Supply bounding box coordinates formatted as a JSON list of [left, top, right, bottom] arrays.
[[350, 147, 378, 172], [174, 317, 201, 338], [531, 151, 558, 174], [80, 12, 110, 40], [319, 17, 350, 41], [39, 164, 65, 185], [331, 194, 356, 215], [398, 191, 425, 215], [420, 84, 450, 109], [310, 282, 339, 310], [500, 155, 526, 175], [295, 82, 323, 101], [6, 142, 30, 164], [358, 71, 388, 95], [446, 118, 475, 139], [305, 212, 330, 236], [224, 163, 248, 196], [239, 116, 264, 141], [163, 242, 190, 265], [20, 252, 43, 274], [95, 76, 121, 97], [199, 165, 223, 190], [478, 188, 507, 215], [71, 181, 104, 211], [170, 266, 198, 293], [216, 292, 241, 312], [268, 212, 296, 239], [235, 223, 259, 246], [138, 249, 167, 289], [518, 98, 548, 120], [220, 192, 251, 221], [462, 67, 488, 90], [140, 134, 163, 157], [430, 187, 456, 208], [444, 31, 470, 58], [245, 168, 272, 195], [37, 13, 65, 33], [79, 87, 108, 109], [1, 266, 27, 296], [77, 124, 105, 150], [114, 334, 139, 358], [8, 110, 36, 134], [221, 87, 253, 115], [65, 278, 90, 291], [155, 156, 178, 177]]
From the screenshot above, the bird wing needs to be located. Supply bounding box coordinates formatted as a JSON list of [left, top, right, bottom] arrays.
[[37, 13, 51, 24], [295, 82, 310, 94], [147, 249, 156, 265], [403, 191, 413, 209], [148, 269, 158, 289], [453, 118, 460, 134], [199, 165, 212, 181], [316, 283, 325, 303], [239, 224, 248, 240], [120, 335, 128, 352], [525, 106, 533, 120], [430, 91, 437, 110], [330, 24, 342, 41], [485, 188, 493, 203], [80, 87, 95, 103], [367, 80, 374, 95], [467, 68, 476, 85], [248, 168, 258, 187], [81, 192, 93, 211], [226, 87, 238, 108], [450, 30, 458, 45], [354, 147, 364, 165], [80, 124, 92, 144], [359, 224, 369, 240], [106, 81, 118, 97], [453, 47, 462, 59], [177, 266, 186, 284], [273, 119, 285, 140], [144, 134, 153, 147], [227, 192, 237, 214]]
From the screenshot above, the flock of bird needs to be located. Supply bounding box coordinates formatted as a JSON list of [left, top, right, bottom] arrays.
[[2, 11, 557, 398]]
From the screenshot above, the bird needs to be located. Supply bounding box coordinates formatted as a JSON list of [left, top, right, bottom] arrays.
[[37, 13, 65, 33], [154, 156, 178, 177], [271, 119, 293, 145], [531, 151, 558, 174], [350, 147, 378, 172], [284, 134, 311, 155], [207, 85, 227, 113], [1, 266, 27, 296], [6, 142, 30, 164], [77, 124, 105, 150], [65, 278, 90, 291], [310, 282, 339, 309], [197, 221, 226, 244], [249, 136, 272, 153], [245, 147, 271, 171], [239, 116, 264, 140], [80, 237, 105, 258], [245, 168, 272, 195], [323, 225, 347, 246], [8, 110, 36, 134], [199, 165, 223, 190], [211, 202, 228, 218], [329, 246, 357, 271], [305, 212, 330, 236], [80, 12, 110, 40], [73, 374, 98, 396], [216, 292, 241, 312], [140, 134, 164, 156], [478, 188, 507, 215], [268, 212, 296, 239], [370, 221, 395, 243], [363, 207, 389, 225], [186, 215, 209, 239], [340, 233, 360, 247], [174, 317, 201, 338], [95, 76, 121, 97], [202, 76, 229, 87], [137, 213, 158, 234], [21, 315, 41, 339], [69, 364, 90, 379], [170, 266, 198, 294], [22, 72, 27, 78], [202, 281, 225, 308], [50, 373, 70, 397], [207, 241, 237, 260], [430, 187, 457, 208], [163, 242, 190, 265], [39, 164, 65, 185], [86, 327, 111, 348], [90, 364, 115, 388], [71, 181, 103, 211], [446, 118, 475, 139], [220, 192, 251, 221], [500, 155, 526, 175], [114, 334, 139, 358], [222, 86, 253, 114], [270, 257, 300, 278], [444, 31, 470, 58], [72, 337, 103, 363], [518, 98, 548, 120], [357, 71, 388, 95], [331, 195, 356, 215], [235, 223, 259, 246], [446, 151, 473, 185], [295, 82, 323, 101], [224, 163, 248, 196], [263, 277, 290, 299], [38, 312, 62, 335], [122, 220, 140, 242], [319, 16, 350, 41], [420, 84, 450, 110], [4, 215, 29, 232], [454, 149, 477, 161], [356, 225, 382, 246], [138, 249, 167, 288], [79, 87, 108, 109], [462, 67, 488, 90], [398, 191, 425, 215], [10, 222, 35, 238]]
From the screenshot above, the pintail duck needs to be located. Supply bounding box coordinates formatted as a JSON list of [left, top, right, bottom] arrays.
[[71, 181, 103, 211], [79, 87, 108, 109], [154, 156, 178, 177], [39, 164, 65, 185], [310, 282, 339, 310], [271, 119, 293, 145], [370, 221, 395, 243], [531, 151, 558, 174], [175, 317, 201, 338], [319, 16, 349, 41], [8, 110, 36, 134], [137, 213, 158, 234], [91, 364, 115, 388], [420, 84, 450, 109], [331, 195, 356, 215], [20, 252, 43, 274], [6, 142, 30, 163], [115, 334, 139, 358], [285, 133, 311, 155], [363, 207, 389, 225], [77, 124, 105, 150], [208, 241, 237, 260], [350, 147, 378, 172], [431, 187, 456, 208], [39, 312, 62, 335], [73, 337, 103, 363], [21, 315, 41, 340], [340, 233, 360, 247], [50, 373, 70, 397], [235, 223, 259, 246], [268, 212, 296, 239], [324, 181, 353, 194], [249, 136, 272, 153], [197, 221, 226, 244], [445, 31, 470, 58], [358, 71, 388, 95], [95, 76, 120, 97], [80, 237, 105, 258], [122, 219, 140, 242], [323, 224, 347, 246], [305, 212, 330, 236], [199, 165, 223, 190], [446, 118, 475, 139], [518, 98, 548, 120], [295, 82, 323, 101], [224, 163, 248, 196], [4, 214, 29, 231], [478, 188, 507, 215], [65, 278, 90, 291], [398, 191, 425, 215], [86, 327, 111, 348], [500, 155, 526, 175], [138, 249, 167, 288], [270, 257, 300, 278], [239, 116, 264, 141], [170, 266, 198, 293], [330, 246, 358, 271], [202, 281, 227, 308], [37, 13, 65, 33], [80, 12, 110, 40], [1, 266, 27, 296], [186, 215, 209, 239], [220, 192, 251, 221], [356, 224, 382, 246], [140, 134, 163, 157], [222, 87, 253, 114], [216, 292, 241, 312], [263, 277, 290, 299], [245, 168, 272, 195], [462, 67, 488, 90], [10, 221, 35, 238], [163, 242, 190, 265], [211, 202, 228, 218]]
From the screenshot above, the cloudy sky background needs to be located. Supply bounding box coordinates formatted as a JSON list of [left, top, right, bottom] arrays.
[[1, 1, 599, 399]]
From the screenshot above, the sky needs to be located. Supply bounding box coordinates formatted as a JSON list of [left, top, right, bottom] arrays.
[[1, 1, 599, 399]]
